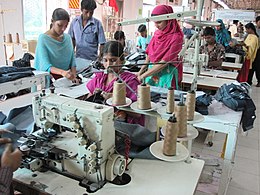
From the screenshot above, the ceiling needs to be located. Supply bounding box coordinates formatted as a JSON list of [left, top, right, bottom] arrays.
[[221, 0, 260, 12]]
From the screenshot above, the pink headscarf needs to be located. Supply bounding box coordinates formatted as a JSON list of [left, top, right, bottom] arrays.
[[146, 5, 183, 63]]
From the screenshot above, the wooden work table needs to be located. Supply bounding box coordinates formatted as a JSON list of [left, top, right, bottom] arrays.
[[13, 158, 204, 195], [1, 77, 242, 195], [221, 62, 242, 71], [183, 66, 238, 80], [182, 73, 234, 90], [0, 84, 205, 195]]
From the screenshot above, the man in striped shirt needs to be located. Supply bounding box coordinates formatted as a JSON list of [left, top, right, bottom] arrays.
[[0, 129, 22, 195]]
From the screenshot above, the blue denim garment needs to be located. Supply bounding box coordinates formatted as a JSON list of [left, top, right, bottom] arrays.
[[0, 66, 34, 83]]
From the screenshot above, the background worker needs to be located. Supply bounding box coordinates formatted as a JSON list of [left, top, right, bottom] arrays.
[[136, 24, 152, 51], [200, 27, 225, 69], [136, 5, 184, 89], [34, 8, 79, 83], [68, 0, 106, 61]]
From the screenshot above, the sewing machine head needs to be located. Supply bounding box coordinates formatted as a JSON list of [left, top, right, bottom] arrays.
[[21, 92, 126, 192], [183, 48, 209, 75]]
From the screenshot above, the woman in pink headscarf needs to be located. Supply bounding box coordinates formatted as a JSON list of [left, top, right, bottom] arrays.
[[136, 5, 183, 89]]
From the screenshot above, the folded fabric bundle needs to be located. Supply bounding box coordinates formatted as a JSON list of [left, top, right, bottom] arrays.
[[0, 66, 35, 83]]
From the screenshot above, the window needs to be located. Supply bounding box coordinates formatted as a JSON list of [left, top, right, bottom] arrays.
[[23, 0, 68, 40], [23, 0, 46, 40]]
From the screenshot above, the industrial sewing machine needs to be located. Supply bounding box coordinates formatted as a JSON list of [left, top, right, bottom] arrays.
[[19, 91, 126, 193], [183, 47, 209, 73]]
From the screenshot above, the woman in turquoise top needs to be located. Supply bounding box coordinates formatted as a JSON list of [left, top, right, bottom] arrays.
[[215, 19, 231, 47], [34, 8, 78, 82]]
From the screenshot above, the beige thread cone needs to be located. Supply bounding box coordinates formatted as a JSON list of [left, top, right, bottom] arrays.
[[176, 102, 187, 138], [137, 84, 151, 110], [112, 81, 126, 106], [166, 87, 174, 114], [186, 91, 196, 121], [163, 115, 178, 156]]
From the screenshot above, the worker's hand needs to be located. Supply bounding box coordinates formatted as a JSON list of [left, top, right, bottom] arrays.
[[135, 71, 141, 77], [101, 91, 112, 100], [94, 88, 102, 94], [1, 144, 22, 171], [71, 75, 82, 85], [0, 129, 12, 144], [137, 74, 143, 82], [62, 70, 74, 80], [240, 42, 248, 48]]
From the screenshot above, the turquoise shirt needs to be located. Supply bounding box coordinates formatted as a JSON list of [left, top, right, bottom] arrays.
[[137, 35, 152, 51], [34, 33, 76, 72]]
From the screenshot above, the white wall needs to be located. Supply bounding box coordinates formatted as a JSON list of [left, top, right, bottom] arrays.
[[0, 0, 24, 65], [122, 0, 143, 41]]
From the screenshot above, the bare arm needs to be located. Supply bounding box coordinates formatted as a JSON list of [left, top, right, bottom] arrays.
[[138, 60, 168, 81], [70, 66, 77, 78], [70, 66, 81, 83], [0, 130, 22, 195], [50, 67, 74, 80], [136, 55, 150, 76]]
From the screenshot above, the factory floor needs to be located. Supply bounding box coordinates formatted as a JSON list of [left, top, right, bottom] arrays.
[[194, 82, 260, 195]]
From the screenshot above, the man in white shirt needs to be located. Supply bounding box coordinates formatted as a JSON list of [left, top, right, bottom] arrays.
[[229, 20, 239, 38]]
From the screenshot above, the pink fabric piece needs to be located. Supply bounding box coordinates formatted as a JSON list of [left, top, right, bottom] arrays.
[[146, 5, 184, 83], [87, 71, 144, 125]]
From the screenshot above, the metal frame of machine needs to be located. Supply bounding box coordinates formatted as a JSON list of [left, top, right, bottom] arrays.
[[19, 90, 126, 193]]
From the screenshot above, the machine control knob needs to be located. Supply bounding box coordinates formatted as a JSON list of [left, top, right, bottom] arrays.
[[87, 144, 97, 152], [79, 138, 87, 146], [77, 130, 83, 137], [88, 160, 96, 168], [67, 115, 76, 122], [88, 169, 96, 175], [86, 152, 96, 161], [73, 123, 80, 130]]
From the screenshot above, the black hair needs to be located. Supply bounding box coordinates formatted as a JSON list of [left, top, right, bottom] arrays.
[[50, 8, 70, 29], [203, 27, 215, 36], [245, 23, 258, 37], [256, 16, 260, 23], [138, 24, 147, 33], [114, 31, 125, 40], [103, 41, 124, 61], [81, 0, 97, 11], [233, 20, 239, 24]]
